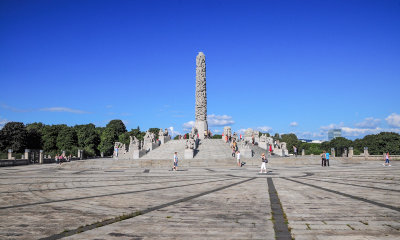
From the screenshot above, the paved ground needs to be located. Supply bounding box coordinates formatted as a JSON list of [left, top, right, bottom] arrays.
[[0, 159, 399, 239]]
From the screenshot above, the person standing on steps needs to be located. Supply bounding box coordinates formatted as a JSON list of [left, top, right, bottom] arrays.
[[173, 152, 178, 171], [260, 153, 267, 173], [325, 151, 330, 167], [236, 151, 241, 167], [231, 145, 236, 157], [321, 151, 326, 166], [269, 144, 272, 156]]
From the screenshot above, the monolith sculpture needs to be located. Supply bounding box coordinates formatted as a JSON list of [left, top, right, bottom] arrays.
[[195, 52, 208, 139]]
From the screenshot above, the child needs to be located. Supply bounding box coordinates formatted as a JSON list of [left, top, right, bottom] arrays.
[[260, 153, 267, 173], [173, 152, 178, 171], [384, 152, 391, 166]]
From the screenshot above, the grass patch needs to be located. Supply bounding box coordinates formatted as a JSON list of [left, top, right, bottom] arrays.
[[306, 223, 311, 230], [385, 224, 400, 231], [322, 221, 327, 225], [359, 220, 368, 225], [166, 216, 172, 219], [347, 224, 355, 230]]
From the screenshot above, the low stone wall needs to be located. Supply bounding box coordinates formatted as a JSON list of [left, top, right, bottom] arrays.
[[0, 159, 30, 167]]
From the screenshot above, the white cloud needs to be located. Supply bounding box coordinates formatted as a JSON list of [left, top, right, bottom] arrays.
[[386, 113, 400, 128], [354, 117, 381, 129], [256, 126, 272, 132], [105, 105, 113, 109], [320, 122, 344, 131], [208, 114, 235, 126], [341, 127, 382, 137], [40, 107, 90, 114], [182, 121, 195, 130], [290, 122, 298, 127], [1, 103, 30, 112], [168, 126, 180, 137]]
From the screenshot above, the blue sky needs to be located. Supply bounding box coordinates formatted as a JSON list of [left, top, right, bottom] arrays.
[[1, 0, 399, 140]]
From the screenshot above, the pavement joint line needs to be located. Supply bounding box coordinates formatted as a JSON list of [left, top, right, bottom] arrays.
[[267, 177, 293, 240], [39, 177, 256, 240], [0, 177, 229, 194], [0, 177, 238, 210], [303, 177, 400, 193], [283, 177, 400, 212]]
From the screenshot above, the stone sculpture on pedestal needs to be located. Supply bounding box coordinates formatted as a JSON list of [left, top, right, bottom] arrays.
[[194, 52, 208, 139]]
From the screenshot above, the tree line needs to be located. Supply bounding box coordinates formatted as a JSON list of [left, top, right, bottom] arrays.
[[1, 119, 399, 157], [275, 132, 400, 156], [0, 120, 161, 157]]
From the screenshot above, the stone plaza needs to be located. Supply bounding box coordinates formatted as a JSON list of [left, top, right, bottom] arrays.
[[0, 158, 399, 240]]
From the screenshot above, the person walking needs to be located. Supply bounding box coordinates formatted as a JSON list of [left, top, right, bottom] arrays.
[[325, 151, 330, 167], [231, 145, 236, 157], [173, 152, 178, 171], [236, 151, 241, 167], [321, 151, 326, 166], [260, 153, 267, 173], [384, 152, 391, 166], [269, 144, 272, 156]]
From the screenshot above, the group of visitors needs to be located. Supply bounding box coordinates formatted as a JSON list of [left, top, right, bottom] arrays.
[[54, 154, 71, 165], [321, 151, 330, 166]]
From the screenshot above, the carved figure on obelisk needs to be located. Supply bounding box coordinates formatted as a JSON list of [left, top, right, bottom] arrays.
[[195, 52, 208, 139]]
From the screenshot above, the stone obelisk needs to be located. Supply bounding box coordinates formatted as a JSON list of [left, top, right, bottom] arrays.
[[195, 52, 208, 139]]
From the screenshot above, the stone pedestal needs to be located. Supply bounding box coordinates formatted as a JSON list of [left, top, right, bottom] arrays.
[[39, 150, 44, 164], [331, 148, 335, 157], [283, 149, 288, 156], [24, 149, 30, 160], [364, 147, 369, 156], [8, 149, 13, 160], [101, 152, 104, 158], [241, 148, 253, 158], [302, 149, 305, 156], [273, 149, 284, 157], [348, 147, 354, 158], [79, 150, 84, 160], [159, 136, 171, 145], [77, 150, 81, 159], [133, 150, 146, 159], [146, 142, 159, 151], [258, 142, 267, 150], [195, 120, 208, 140], [184, 149, 194, 159], [62, 151, 66, 157]]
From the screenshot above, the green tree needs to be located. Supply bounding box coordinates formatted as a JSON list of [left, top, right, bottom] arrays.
[[212, 134, 222, 139], [325, 137, 353, 156], [0, 122, 27, 152], [148, 128, 160, 140], [281, 133, 300, 154], [56, 126, 78, 155], [106, 120, 127, 136], [42, 124, 66, 154], [118, 132, 131, 149], [362, 132, 400, 155], [26, 122, 45, 149], [98, 127, 117, 155], [273, 133, 281, 141], [74, 124, 100, 156], [98, 120, 127, 155]]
